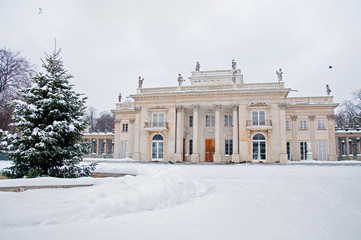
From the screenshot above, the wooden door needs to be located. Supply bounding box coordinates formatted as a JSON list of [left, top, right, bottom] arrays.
[[205, 139, 215, 162]]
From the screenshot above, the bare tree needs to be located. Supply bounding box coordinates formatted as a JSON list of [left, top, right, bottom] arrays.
[[94, 111, 114, 132], [0, 48, 35, 131], [336, 89, 361, 129], [86, 106, 97, 131], [343, 89, 361, 127], [0, 48, 34, 101]]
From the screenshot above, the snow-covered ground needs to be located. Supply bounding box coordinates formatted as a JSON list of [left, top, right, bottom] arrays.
[[1, 159, 361, 240]]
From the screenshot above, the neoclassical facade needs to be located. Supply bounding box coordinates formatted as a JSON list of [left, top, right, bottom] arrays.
[[111, 68, 338, 163]]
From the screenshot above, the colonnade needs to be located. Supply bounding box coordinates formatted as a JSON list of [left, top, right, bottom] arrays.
[[174, 104, 240, 163]]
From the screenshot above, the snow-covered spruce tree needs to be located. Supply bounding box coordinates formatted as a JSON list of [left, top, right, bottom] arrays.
[[0, 49, 96, 178]]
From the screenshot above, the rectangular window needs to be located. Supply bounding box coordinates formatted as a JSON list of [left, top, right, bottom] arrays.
[[122, 123, 128, 132], [225, 115, 233, 127], [225, 139, 233, 155], [317, 119, 326, 130], [299, 120, 308, 130], [206, 115, 215, 127], [286, 142, 290, 160], [252, 110, 266, 125], [300, 141, 308, 160], [189, 116, 193, 127], [318, 141, 327, 160], [189, 139, 193, 155], [152, 113, 165, 127], [286, 120, 290, 130]]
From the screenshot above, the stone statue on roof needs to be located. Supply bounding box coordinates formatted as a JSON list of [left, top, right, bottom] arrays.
[[326, 84, 331, 95], [232, 60, 236, 70], [276, 69, 283, 82], [195, 61, 200, 71], [178, 74, 185, 86], [118, 93, 122, 102], [138, 76, 144, 88]]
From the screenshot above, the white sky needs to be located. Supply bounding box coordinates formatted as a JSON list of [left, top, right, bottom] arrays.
[[1, 0, 360, 112]]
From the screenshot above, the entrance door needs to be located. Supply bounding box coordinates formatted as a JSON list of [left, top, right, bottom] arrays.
[[205, 139, 215, 162]]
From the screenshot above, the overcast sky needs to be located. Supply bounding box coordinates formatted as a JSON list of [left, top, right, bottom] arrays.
[[1, 0, 360, 113]]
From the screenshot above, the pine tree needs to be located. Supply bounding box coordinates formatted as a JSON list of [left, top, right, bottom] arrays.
[[0, 49, 96, 178]]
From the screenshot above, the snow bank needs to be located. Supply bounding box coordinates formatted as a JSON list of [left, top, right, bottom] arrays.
[[0, 163, 212, 226]]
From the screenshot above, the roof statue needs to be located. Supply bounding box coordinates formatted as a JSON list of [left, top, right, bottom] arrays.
[[178, 74, 185, 86], [118, 92, 122, 103], [326, 84, 331, 95], [195, 61, 200, 71], [138, 76, 144, 89], [231, 60, 236, 70], [276, 69, 283, 82]]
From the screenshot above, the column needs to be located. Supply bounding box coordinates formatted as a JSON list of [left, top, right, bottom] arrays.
[[214, 104, 222, 163], [113, 119, 121, 158], [308, 115, 316, 158], [96, 138, 101, 155], [279, 103, 288, 163], [291, 115, 299, 160], [348, 138, 353, 160], [174, 106, 183, 162], [105, 139, 109, 155], [128, 118, 135, 158], [327, 114, 337, 161], [191, 105, 200, 162], [238, 104, 248, 162], [232, 105, 240, 163], [357, 137, 361, 160], [133, 108, 141, 160]]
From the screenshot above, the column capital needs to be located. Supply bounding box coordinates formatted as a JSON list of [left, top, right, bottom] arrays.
[[232, 104, 239, 110], [176, 105, 183, 110], [290, 115, 298, 121], [192, 104, 200, 109], [129, 118, 135, 124], [327, 114, 335, 120], [213, 104, 222, 109], [308, 115, 315, 120], [278, 102, 287, 110]]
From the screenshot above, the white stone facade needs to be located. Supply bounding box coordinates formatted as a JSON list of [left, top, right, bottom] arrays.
[[112, 68, 338, 163]]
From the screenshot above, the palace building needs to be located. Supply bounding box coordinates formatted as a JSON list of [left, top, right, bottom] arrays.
[[111, 65, 339, 163]]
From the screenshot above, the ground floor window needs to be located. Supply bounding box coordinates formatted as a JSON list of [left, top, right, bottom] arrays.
[[318, 141, 327, 160], [152, 134, 164, 160], [286, 142, 290, 160], [121, 141, 128, 158], [225, 139, 233, 155], [253, 133, 266, 160], [300, 141, 308, 160]]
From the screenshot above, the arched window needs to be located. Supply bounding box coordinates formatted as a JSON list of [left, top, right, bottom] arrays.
[[252, 133, 266, 160], [152, 134, 164, 160]]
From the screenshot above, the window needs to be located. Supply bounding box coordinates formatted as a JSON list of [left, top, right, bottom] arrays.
[[122, 123, 128, 132], [317, 119, 326, 130], [152, 113, 165, 127], [299, 120, 308, 130], [225, 115, 233, 127], [252, 133, 266, 160], [189, 116, 193, 127], [286, 120, 290, 130], [252, 111, 266, 125], [225, 139, 233, 155], [286, 142, 290, 160], [300, 141, 308, 160], [189, 139, 193, 155], [318, 141, 327, 160], [206, 115, 215, 127], [152, 134, 164, 160]]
